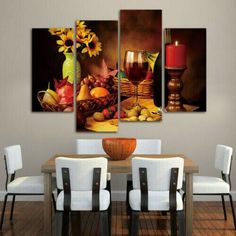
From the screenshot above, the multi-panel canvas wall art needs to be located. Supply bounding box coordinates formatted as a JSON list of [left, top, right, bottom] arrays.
[[119, 10, 162, 122], [32, 28, 75, 112], [32, 17, 207, 131], [164, 28, 206, 112], [75, 21, 118, 132]]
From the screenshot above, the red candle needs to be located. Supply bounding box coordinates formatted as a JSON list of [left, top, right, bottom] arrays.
[[165, 41, 186, 68]]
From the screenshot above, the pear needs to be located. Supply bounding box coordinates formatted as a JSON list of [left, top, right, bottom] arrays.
[[77, 84, 92, 101], [42, 87, 59, 106]]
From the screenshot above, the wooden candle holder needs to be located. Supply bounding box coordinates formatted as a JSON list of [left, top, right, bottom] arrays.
[[165, 67, 186, 112]]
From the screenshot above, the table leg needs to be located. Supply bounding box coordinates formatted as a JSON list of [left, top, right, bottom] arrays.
[[185, 173, 193, 236], [44, 173, 52, 236]]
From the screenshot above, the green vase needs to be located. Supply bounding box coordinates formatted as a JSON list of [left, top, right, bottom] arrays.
[[62, 52, 81, 84]]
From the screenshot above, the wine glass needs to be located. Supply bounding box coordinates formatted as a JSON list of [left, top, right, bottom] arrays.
[[124, 50, 149, 105]]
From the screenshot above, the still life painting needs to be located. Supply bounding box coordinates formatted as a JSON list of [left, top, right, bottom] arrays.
[[75, 21, 118, 132], [32, 28, 76, 112], [164, 28, 207, 112], [119, 10, 162, 122]]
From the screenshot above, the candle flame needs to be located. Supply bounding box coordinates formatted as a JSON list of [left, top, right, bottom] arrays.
[[175, 41, 178, 46]]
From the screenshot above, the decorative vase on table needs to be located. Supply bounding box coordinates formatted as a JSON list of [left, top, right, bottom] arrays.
[[62, 52, 81, 83]]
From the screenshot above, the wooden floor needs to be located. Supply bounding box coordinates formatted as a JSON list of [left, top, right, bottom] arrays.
[[0, 201, 235, 236]]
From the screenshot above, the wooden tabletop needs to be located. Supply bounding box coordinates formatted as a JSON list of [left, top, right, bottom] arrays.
[[41, 154, 199, 174]]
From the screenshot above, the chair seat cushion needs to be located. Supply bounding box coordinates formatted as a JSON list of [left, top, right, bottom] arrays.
[[7, 176, 45, 194], [129, 190, 183, 211], [56, 190, 110, 211], [193, 176, 230, 194]]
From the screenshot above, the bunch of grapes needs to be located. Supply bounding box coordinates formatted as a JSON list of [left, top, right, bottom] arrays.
[[79, 75, 117, 93]]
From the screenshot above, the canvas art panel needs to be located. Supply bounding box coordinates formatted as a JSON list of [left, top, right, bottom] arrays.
[[119, 10, 162, 122], [32, 28, 75, 112], [75, 21, 118, 132], [164, 28, 207, 112]]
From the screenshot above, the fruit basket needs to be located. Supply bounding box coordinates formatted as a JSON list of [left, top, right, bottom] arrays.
[[37, 89, 73, 112], [113, 77, 153, 98]]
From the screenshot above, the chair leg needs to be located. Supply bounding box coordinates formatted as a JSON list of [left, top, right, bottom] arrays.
[[108, 206, 112, 235], [62, 212, 70, 236], [0, 194, 8, 230], [170, 211, 177, 236], [106, 180, 112, 204], [126, 174, 132, 215], [10, 195, 16, 222], [71, 212, 81, 235], [221, 195, 227, 220], [52, 193, 56, 211], [130, 210, 139, 236], [100, 210, 109, 236], [53, 211, 63, 236], [229, 194, 236, 229], [177, 211, 185, 236]]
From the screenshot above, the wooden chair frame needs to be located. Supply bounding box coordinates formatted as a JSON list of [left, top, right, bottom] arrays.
[[0, 155, 56, 231], [128, 167, 185, 236], [54, 167, 111, 236]]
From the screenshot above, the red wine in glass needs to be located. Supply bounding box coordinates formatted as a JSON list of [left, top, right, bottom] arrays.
[[124, 62, 149, 86], [124, 50, 149, 104]]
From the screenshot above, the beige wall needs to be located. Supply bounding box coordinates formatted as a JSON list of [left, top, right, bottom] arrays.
[[0, 0, 236, 194]]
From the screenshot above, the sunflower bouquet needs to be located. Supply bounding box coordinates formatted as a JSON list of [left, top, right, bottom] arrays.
[[48, 21, 102, 57], [38, 24, 103, 112]]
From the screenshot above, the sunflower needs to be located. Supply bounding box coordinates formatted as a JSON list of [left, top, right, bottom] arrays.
[[56, 29, 78, 53], [82, 33, 102, 57], [76, 21, 87, 31], [48, 28, 65, 36], [76, 20, 91, 44]]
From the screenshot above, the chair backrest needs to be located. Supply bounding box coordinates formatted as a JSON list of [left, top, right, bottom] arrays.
[[133, 139, 162, 154], [214, 144, 233, 175], [56, 157, 108, 191], [4, 145, 23, 174], [76, 139, 105, 154], [132, 157, 184, 191]]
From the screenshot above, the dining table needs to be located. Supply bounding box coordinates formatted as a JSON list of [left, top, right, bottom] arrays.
[[41, 153, 199, 236]]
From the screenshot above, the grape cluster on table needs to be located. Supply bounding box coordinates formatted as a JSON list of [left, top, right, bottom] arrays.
[[77, 75, 117, 94]]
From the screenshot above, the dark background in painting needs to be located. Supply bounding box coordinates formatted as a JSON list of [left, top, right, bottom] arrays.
[[120, 10, 162, 107], [165, 29, 207, 111], [77, 21, 118, 78], [32, 29, 65, 111]]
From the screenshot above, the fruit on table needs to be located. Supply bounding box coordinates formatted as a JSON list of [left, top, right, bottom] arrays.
[[113, 111, 126, 119], [77, 84, 92, 101], [90, 87, 110, 98], [54, 77, 73, 105], [57, 85, 73, 105], [138, 115, 147, 121], [128, 116, 138, 121], [93, 112, 105, 122], [127, 109, 138, 118], [124, 105, 159, 121], [77, 94, 118, 117], [80, 73, 116, 94], [63, 106, 73, 112], [140, 108, 151, 117], [103, 108, 113, 119], [42, 89, 58, 106]]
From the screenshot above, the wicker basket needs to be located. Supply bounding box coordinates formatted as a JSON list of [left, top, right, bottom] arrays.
[[113, 77, 153, 98], [37, 91, 60, 112]]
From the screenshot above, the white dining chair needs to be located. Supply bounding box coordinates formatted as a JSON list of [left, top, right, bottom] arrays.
[[134, 139, 162, 155], [75, 139, 111, 196], [185, 144, 236, 229], [76, 139, 105, 155], [128, 157, 185, 236], [54, 157, 111, 236], [126, 139, 162, 208], [0, 145, 56, 230]]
